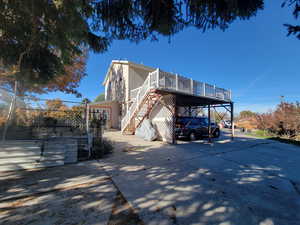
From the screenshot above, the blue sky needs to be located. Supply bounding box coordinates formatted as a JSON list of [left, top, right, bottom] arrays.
[[44, 1, 300, 113]]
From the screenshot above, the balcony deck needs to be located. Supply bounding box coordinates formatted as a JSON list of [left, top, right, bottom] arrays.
[[130, 69, 232, 106]]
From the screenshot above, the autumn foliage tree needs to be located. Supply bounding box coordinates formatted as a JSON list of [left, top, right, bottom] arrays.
[[255, 102, 300, 138], [0, 51, 87, 97]]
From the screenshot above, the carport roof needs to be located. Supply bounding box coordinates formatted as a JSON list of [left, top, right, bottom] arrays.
[[155, 89, 232, 106]]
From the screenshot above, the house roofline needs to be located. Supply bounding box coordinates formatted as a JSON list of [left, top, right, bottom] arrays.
[[102, 60, 155, 86]]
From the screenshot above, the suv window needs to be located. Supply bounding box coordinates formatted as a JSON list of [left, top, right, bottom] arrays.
[[199, 118, 208, 125], [190, 119, 199, 125]]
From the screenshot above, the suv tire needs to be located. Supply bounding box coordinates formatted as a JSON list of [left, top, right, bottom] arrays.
[[189, 132, 196, 141], [213, 129, 220, 138]]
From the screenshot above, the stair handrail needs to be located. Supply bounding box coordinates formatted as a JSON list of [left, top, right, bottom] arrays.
[[121, 70, 158, 132]]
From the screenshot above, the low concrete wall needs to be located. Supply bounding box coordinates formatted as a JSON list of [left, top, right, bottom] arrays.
[[0, 137, 84, 172], [45, 138, 78, 164]]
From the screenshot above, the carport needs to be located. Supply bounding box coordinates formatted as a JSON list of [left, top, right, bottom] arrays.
[[154, 89, 234, 144]]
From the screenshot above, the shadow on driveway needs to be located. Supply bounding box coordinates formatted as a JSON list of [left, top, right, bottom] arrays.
[[101, 130, 300, 225]]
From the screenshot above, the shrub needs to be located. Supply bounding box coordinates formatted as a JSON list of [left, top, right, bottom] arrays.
[[92, 138, 113, 159]]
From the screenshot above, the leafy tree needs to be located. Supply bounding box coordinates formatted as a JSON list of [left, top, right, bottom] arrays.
[[0, 0, 264, 95], [239, 110, 257, 119], [94, 93, 105, 102], [44, 98, 69, 119], [0, 0, 105, 95], [82, 98, 91, 105], [46, 99, 67, 111], [0, 52, 88, 97]]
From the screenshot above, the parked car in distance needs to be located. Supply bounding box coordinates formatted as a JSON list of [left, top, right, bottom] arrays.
[[175, 116, 220, 141], [223, 120, 232, 128]]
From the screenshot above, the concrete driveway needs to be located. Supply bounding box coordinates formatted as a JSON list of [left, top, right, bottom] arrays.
[[102, 130, 300, 225]]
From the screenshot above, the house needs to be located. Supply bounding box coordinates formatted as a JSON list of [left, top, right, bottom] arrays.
[[89, 60, 233, 143], [88, 60, 154, 129]]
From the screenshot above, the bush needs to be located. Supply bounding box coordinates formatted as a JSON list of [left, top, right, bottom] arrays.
[[92, 138, 113, 159], [256, 101, 300, 138], [254, 129, 272, 137]]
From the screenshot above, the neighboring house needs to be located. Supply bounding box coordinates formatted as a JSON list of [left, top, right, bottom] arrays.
[[89, 60, 233, 143]]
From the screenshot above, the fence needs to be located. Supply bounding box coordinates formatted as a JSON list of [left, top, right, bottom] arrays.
[[0, 87, 107, 141]]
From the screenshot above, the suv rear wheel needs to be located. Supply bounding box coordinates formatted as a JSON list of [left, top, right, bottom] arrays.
[[189, 132, 196, 141], [213, 129, 220, 138]]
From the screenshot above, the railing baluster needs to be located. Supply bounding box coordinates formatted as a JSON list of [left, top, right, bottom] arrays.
[[213, 85, 216, 97], [156, 69, 159, 88]]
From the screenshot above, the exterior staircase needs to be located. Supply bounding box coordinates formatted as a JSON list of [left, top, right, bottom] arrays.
[[122, 91, 162, 134], [121, 71, 161, 134]]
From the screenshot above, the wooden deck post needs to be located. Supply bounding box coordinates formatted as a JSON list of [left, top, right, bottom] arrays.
[[172, 95, 177, 144]]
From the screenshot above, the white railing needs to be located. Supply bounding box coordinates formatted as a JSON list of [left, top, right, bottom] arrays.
[[130, 87, 141, 100], [121, 70, 158, 132], [153, 69, 231, 101], [121, 69, 231, 131]]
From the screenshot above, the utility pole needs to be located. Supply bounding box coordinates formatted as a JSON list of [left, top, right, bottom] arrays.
[[2, 80, 18, 141]]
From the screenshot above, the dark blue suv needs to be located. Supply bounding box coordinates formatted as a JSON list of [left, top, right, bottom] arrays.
[[175, 117, 220, 140]]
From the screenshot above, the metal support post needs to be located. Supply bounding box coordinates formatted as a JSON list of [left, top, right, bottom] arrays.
[[230, 102, 234, 140], [208, 104, 212, 143]]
